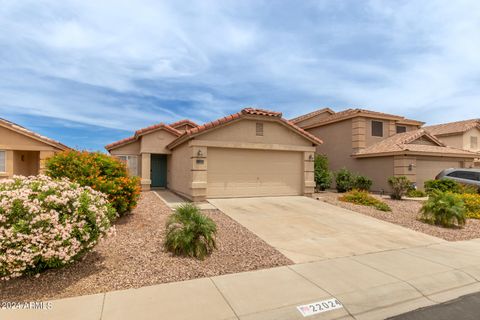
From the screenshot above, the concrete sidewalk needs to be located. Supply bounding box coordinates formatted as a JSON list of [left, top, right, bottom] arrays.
[[154, 189, 216, 210], [4, 239, 480, 320]]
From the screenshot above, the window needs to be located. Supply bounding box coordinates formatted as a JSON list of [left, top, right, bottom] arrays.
[[117, 155, 138, 176], [471, 136, 478, 150], [447, 170, 480, 181], [396, 126, 407, 134], [256, 122, 264, 136], [0, 150, 5, 172], [371, 121, 383, 137]]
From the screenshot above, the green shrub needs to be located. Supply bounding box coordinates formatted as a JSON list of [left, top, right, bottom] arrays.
[[461, 193, 480, 219], [46, 150, 141, 216], [354, 175, 373, 191], [457, 184, 480, 195], [0, 175, 115, 280], [335, 168, 356, 193], [424, 179, 461, 195], [339, 190, 391, 212], [164, 203, 217, 260], [388, 176, 412, 200], [314, 155, 332, 191], [406, 189, 426, 198], [420, 191, 466, 228]]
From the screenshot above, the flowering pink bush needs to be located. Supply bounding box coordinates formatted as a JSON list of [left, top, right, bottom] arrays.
[[0, 175, 116, 280]]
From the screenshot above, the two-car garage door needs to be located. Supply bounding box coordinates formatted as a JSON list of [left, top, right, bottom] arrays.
[[416, 158, 462, 190], [207, 148, 303, 198]]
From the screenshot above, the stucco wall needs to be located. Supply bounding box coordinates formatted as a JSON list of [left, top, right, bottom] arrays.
[[0, 126, 60, 151], [463, 128, 480, 152], [13, 151, 39, 176], [365, 118, 389, 147], [0, 126, 62, 178], [308, 119, 354, 171], [109, 140, 141, 155], [355, 156, 395, 191], [437, 135, 464, 150], [199, 119, 312, 147], [308, 119, 394, 191], [294, 111, 333, 128], [140, 130, 177, 154], [168, 142, 192, 198]]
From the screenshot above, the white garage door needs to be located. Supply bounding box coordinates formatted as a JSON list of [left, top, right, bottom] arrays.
[[416, 159, 462, 190], [207, 148, 303, 198]]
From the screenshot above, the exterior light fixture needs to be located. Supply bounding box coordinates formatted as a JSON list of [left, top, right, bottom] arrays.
[[309, 154, 314, 161], [197, 150, 203, 157], [408, 163, 414, 171]]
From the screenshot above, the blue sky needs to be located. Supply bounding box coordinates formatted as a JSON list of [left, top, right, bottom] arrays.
[[0, 1, 479, 151]]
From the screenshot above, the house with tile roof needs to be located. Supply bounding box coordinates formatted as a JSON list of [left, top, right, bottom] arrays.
[[106, 108, 322, 201], [292, 108, 477, 191], [424, 119, 480, 167], [0, 118, 69, 179]]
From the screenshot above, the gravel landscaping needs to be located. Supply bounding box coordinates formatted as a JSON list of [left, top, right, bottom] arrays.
[[316, 191, 480, 241], [0, 192, 292, 302]]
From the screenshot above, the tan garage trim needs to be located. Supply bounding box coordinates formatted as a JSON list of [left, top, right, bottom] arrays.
[[188, 139, 314, 152], [207, 148, 303, 198]]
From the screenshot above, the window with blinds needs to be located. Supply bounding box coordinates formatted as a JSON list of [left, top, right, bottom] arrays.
[[0, 151, 5, 172], [117, 155, 139, 176], [371, 121, 384, 137]]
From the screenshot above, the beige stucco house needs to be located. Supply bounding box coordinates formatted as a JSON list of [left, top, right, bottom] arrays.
[[0, 118, 68, 179], [425, 119, 480, 167], [106, 108, 322, 201], [291, 108, 477, 191]]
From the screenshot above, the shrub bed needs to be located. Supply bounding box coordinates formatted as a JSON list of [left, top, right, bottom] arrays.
[[420, 191, 466, 228], [314, 155, 332, 191], [339, 190, 391, 212], [0, 175, 115, 280], [335, 168, 372, 192], [462, 193, 480, 219], [164, 203, 217, 260], [46, 150, 141, 216]]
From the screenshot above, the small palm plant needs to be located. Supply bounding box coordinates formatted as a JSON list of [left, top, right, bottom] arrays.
[[420, 191, 466, 228], [164, 203, 217, 259]]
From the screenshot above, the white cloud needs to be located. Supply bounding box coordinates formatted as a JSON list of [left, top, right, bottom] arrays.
[[0, 0, 478, 138]]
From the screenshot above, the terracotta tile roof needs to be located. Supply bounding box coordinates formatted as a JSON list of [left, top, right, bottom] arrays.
[[300, 108, 424, 129], [290, 107, 335, 124], [425, 119, 480, 136], [105, 122, 181, 150], [169, 119, 198, 129], [0, 117, 69, 150], [354, 129, 477, 158], [168, 108, 323, 149]]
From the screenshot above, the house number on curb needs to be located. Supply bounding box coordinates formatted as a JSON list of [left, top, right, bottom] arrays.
[[297, 298, 343, 317]]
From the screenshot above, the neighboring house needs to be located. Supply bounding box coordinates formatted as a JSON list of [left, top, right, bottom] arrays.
[[105, 108, 322, 201], [292, 108, 477, 191], [0, 118, 68, 179], [425, 119, 480, 167]]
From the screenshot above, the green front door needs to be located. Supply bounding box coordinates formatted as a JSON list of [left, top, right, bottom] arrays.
[[151, 154, 167, 188]]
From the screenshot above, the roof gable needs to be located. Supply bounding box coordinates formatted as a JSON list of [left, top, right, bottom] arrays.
[[297, 108, 424, 130], [167, 108, 323, 149], [354, 129, 476, 158], [169, 119, 198, 130], [290, 108, 335, 125], [105, 122, 181, 150], [0, 118, 68, 150], [425, 119, 480, 136]]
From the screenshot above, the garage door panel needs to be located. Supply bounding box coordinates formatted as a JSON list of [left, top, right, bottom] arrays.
[[416, 159, 461, 190], [207, 148, 303, 198]]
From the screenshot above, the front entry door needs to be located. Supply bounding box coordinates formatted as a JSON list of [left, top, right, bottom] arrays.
[[151, 154, 167, 188]]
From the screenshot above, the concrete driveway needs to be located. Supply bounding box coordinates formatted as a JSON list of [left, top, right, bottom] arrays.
[[208, 196, 443, 263]]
